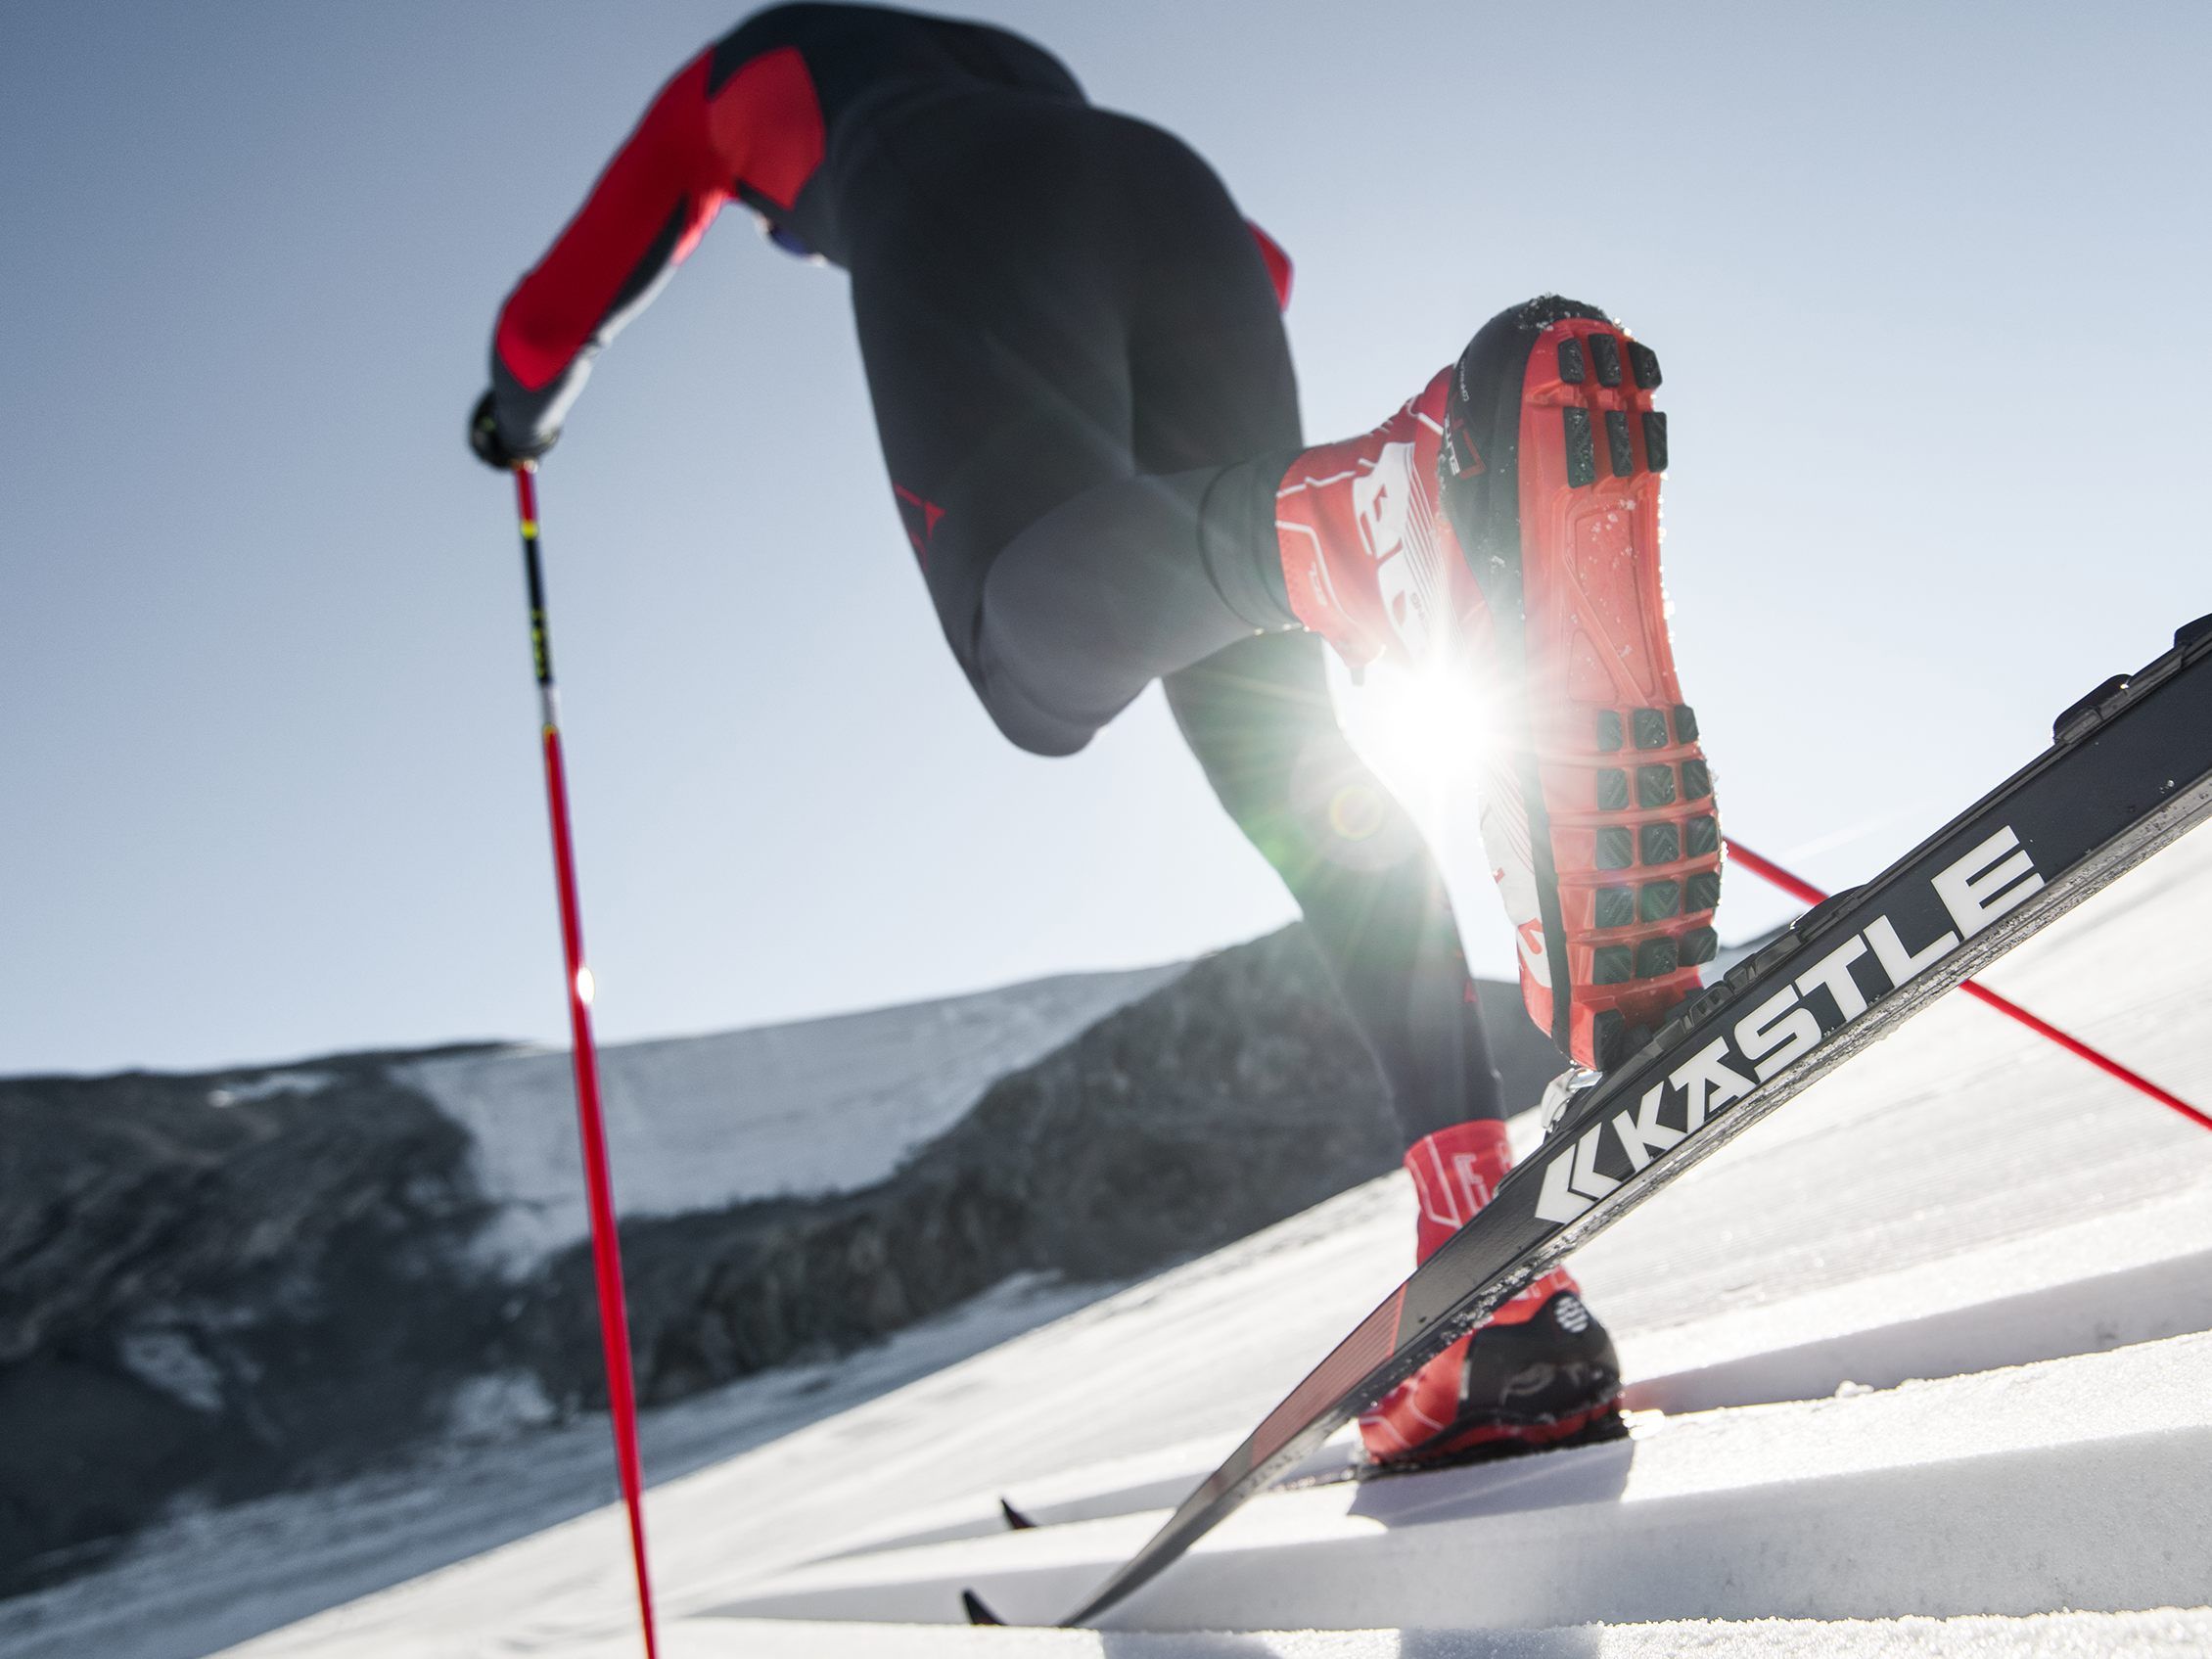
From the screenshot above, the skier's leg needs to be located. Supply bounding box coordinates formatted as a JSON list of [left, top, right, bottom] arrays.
[[1094, 136, 1522, 1151], [1209, 300, 1723, 1076], [1357, 1107, 1622, 1464], [847, 98, 1301, 757], [1127, 247, 1626, 1462], [1150, 622, 1629, 1458], [848, 103, 1625, 1460], [855, 100, 1713, 1068], [1166, 637, 1619, 1461], [1163, 634, 1507, 1140]]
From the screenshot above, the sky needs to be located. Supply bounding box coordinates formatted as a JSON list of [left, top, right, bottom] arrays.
[[3, 1, 2208, 1077]]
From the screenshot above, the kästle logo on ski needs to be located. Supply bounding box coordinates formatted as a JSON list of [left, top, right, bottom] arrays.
[[1536, 825, 2047, 1224]]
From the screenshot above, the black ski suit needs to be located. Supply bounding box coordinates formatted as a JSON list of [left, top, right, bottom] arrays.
[[487, 3, 1508, 1139]]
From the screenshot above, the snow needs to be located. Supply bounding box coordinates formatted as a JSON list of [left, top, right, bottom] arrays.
[[207, 1071, 335, 1108], [0, 1275, 1117, 1659], [115, 1330, 228, 1415], [727, 1331, 2210, 1628], [522, 1609, 2212, 1656], [402, 964, 1182, 1269], [10, 829, 2212, 1655]]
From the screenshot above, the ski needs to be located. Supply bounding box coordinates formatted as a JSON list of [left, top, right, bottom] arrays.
[[1042, 614, 2212, 1628]]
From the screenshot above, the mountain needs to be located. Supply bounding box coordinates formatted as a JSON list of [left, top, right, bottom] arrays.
[[0, 936, 1568, 1602], [0, 962, 1177, 1591]]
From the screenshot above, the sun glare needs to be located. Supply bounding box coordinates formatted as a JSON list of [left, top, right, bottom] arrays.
[[1331, 652, 1496, 819], [1327, 644, 1504, 872], [1325, 645, 1520, 974]]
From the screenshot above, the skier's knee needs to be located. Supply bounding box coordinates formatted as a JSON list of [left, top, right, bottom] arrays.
[[975, 676, 1101, 758]]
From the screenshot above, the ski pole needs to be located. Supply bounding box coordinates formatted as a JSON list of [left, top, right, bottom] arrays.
[[510, 463, 663, 1659], [1726, 837, 2210, 1133]]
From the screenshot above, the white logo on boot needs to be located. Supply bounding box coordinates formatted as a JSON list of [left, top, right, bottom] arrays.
[[1515, 920, 1552, 990], [1352, 441, 1437, 657]]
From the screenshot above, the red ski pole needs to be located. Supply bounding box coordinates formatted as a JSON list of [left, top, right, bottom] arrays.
[[1726, 836, 2210, 1133], [510, 463, 663, 1659]]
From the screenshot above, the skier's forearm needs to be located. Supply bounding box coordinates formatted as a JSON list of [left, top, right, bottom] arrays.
[[487, 48, 744, 450]]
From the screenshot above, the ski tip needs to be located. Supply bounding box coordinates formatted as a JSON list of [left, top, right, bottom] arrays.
[[961, 1589, 1005, 1626], [998, 1496, 1037, 1531]]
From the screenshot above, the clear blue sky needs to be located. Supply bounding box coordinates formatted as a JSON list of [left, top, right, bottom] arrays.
[[4, 1, 2207, 1076]]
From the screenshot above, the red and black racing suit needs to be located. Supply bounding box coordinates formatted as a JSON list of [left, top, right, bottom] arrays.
[[489, 3, 1508, 1139]]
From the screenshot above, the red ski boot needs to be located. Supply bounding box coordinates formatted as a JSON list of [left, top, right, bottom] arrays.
[[1274, 296, 1721, 1070], [1359, 1118, 1621, 1466], [1273, 364, 1458, 668]]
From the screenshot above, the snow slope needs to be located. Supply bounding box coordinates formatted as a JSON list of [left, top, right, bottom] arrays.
[[13, 830, 2212, 1656], [403, 964, 1182, 1268]]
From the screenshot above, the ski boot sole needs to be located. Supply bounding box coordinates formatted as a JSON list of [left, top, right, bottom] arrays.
[[1442, 297, 1721, 1068]]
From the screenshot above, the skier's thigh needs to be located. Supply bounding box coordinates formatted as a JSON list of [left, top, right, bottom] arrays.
[[852, 270, 1130, 615]]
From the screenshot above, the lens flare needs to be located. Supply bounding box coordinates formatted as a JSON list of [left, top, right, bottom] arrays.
[[1327, 645, 1515, 971], [1328, 647, 1498, 838]]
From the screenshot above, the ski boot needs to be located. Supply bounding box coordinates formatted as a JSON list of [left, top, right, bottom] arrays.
[[1274, 296, 1722, 1071], [1359, 1117, 1621, 1466]]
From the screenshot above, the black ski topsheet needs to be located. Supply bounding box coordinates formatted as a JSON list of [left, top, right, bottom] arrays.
[[1056, 616, 2212, 1628]]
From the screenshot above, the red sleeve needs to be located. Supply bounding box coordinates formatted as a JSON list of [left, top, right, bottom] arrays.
[[488, 44, 825, 443], [1246, 219, 1293, 312]]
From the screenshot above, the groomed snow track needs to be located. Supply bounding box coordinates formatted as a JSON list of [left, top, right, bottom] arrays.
[[22, 831, 2212, 1657]]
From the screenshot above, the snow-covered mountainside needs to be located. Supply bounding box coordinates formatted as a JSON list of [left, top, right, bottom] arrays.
[[405, 966, 1187, 1271], [0, 965, 1179, 1590], [18, 806, 2205, 1657]]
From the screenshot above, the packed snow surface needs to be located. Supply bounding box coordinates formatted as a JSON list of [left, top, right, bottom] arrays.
[[11, 834, 2212, 1656], [404, 964, 1182, 1268]]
